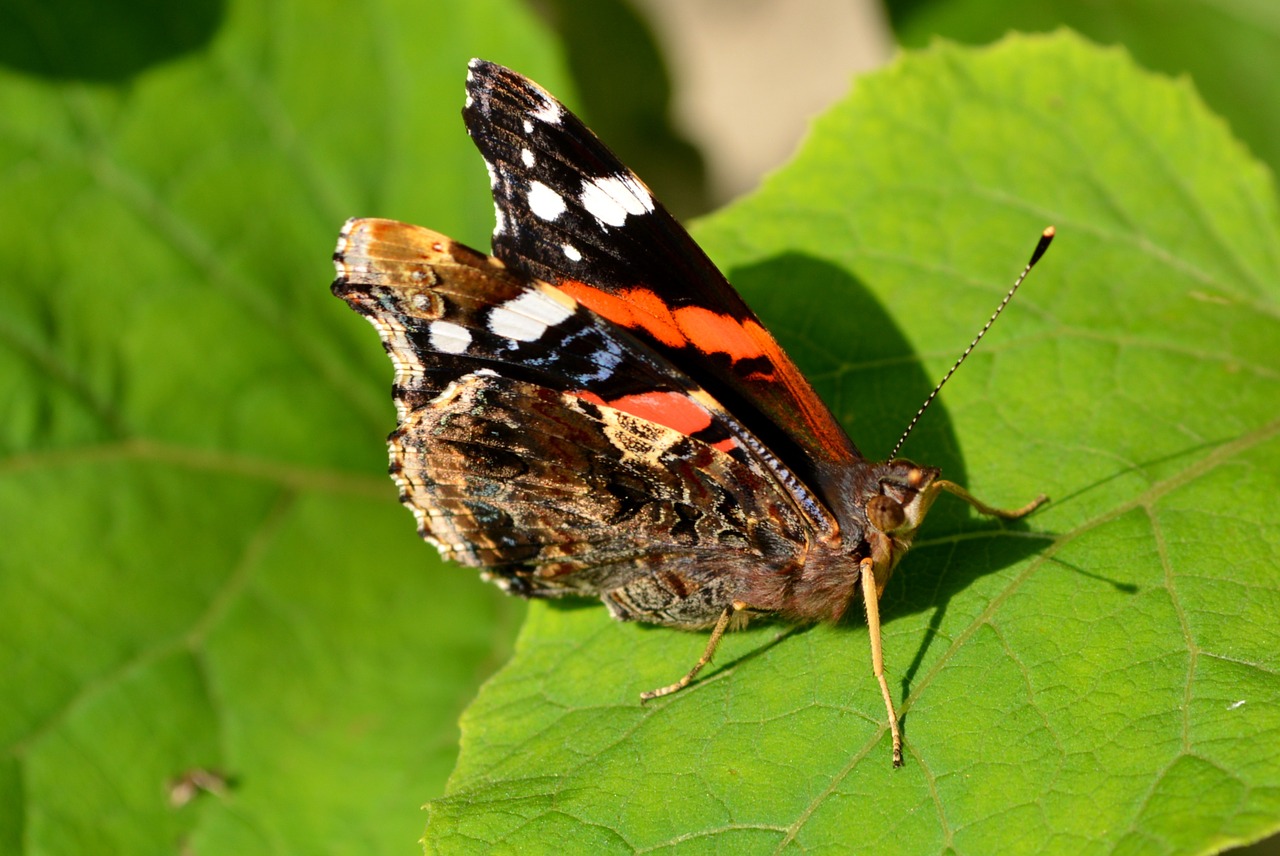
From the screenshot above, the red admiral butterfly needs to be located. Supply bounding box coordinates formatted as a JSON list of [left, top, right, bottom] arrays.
[[332, 59, 1054, 767]]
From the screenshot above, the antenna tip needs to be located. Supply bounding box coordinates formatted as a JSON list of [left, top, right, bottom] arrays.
[[1029, 226, 1055, 266]]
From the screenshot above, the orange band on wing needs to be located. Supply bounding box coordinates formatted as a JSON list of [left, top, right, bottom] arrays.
[[561, 280, 855, 465], [671, 306, 769, 368], [560, 282, 684, 348], [562, 281, 773, 372], [573, 389, 737, 454]]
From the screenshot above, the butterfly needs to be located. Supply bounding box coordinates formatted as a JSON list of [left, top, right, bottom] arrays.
[[331, 58, 1053, 766]]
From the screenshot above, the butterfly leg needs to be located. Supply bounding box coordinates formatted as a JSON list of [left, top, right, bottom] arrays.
[[935, 480, 1048, 519], [639, 601, 747, 702], [860, 556, 904, 768]]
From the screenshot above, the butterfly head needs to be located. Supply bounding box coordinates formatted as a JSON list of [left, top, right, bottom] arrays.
[[860, 459, 943, 597]]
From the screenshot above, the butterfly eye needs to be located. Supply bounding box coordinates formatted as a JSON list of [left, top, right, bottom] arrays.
[[866, 494, 906, 532]]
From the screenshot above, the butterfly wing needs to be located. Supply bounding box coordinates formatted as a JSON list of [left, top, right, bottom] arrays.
[[462, 59, 862, 500], [332, 218, 835, 625]]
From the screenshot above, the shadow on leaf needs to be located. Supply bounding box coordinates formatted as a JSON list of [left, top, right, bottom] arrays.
[[0, 0, 223, 82], [728, 251, 971, 482]]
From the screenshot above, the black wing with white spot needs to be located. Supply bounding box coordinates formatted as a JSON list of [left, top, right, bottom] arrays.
[[461, 59, 863, 493], [463, 58, 736, 310]]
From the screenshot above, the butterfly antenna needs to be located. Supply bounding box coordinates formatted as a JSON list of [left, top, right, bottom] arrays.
[[889, 226, 1055, 461]]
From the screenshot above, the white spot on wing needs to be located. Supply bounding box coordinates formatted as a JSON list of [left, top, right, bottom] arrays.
[[484, 161, 499, 188], [527, 180, 567, 221], [580, 174, 655, 228], [523, 119, 534, 134], [521, 148, 535, 168], [488, 289, 574, 342], [529, 94, 563, 125], [562, 243, 582, 262], [429, 320, 471, 354]]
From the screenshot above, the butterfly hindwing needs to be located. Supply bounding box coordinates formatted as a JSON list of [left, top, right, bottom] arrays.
[[392, 369, 811, 627]]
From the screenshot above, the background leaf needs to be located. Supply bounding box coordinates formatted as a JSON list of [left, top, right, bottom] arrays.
[[424, 32, 1280, 854], [886, 0, 1280, 182], [0, 0, 560, 852]]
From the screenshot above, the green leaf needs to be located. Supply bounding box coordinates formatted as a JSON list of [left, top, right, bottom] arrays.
[[425, 33, 1280, 854], [0, 0, 561, 852], [886, 0, 1280, 186]]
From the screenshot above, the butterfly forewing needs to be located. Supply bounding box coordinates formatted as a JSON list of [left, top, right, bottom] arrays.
[[463, 59, 862, 496]]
